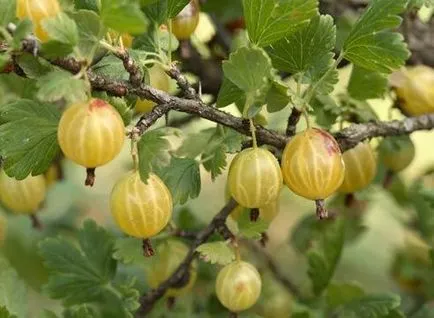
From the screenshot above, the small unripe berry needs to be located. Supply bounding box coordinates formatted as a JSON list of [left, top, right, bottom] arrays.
[[215, 261, 262, 312], [339, 142, 377, 193], [393, 65, 434, 116], [147, 240, 197, 297], [281, 128, 345, 200], [135, 65, 170, 113], [110, 171, 172, 238], [171, 0, 200, 40], [57, 98, 125, 169], [228, 147, 282, 208], [0, 171, 46, 214], [379, 136, 415, 173], [16, 0, 61, 42]]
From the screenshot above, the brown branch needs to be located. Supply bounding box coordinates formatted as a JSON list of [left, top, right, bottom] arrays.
[[286, 108, 302, 136], [136, 199, 238, 316]]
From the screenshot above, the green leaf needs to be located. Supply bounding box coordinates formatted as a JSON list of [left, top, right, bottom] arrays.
[[74, 0, 99, 12], [16, 53, 54, 79], [216, 77, 245, 108], [39, 309, 59, 318], [71, 10, 106, 61], [143, 0, 190, 25], [138, 128, 173, 182], [267, 15, 335, 74], [334, 294, 401, 318], [201, 146, 226, 181], [266, 77, 290, 113], [310, 95, 341, 129], [39, 219, 116, 305], [40, 41, 75, 59], [237, 211, 270, 240], [12, 19, 33, 48], [242, 0, 318, 47], [37, 70, 88, 104], [0, 54, 9, 71], [174, 207, 206, 231], [302, 53, 339, 95], [348, 66, 388, 100], [113, 237, 143, 265], [0, 256, 27, 318], [160, 157, 201, 205], [307, 218, 345, 296], [176, 128, 216, 158], [0, 0, 16, 27], [0, 306, 17, 318], [92, 54, 129, 81], [63, 305, 99, 318], [41, 12, 79, 46], [343, 0, 409, 73], [222, 46, 272, 93], [326, 283, 365, 309], [196, 241, 235, 265], [100, 0, 148, 34], [0, 99, 60, 179]]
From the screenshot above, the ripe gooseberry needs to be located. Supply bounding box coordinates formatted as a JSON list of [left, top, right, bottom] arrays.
[[57, 98, 125, 185], [339, 142, 377, 193], [227, 147, 282, 208], [16, 0, 61, 43], [392, 65, 434, 116], [171, 0, 200, 40], [215, 261, 262, 312], [0, 170, 46, 214], [281, 128, 345, 201], [379, 135, 415, 172], [147, 240, 197, 297], [135, 65, 170, 113], [110, 171, 172, 239]]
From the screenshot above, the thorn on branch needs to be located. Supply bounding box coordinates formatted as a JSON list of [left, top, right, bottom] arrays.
[[142, 239, 155, 257]]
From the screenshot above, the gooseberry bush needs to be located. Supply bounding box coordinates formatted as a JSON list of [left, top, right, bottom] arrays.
[[0, 0, 433, 317]]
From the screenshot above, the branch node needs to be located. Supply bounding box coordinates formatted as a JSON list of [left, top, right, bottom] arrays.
[[142, 239, 155, 257]]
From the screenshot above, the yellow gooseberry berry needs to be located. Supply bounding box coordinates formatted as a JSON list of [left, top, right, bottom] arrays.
[[147, 240, 197, 297], [227, 147, 282, 208], [110, 171, 172, 239], [339, 142, 377, 193], [57, 98, 125, 170], [171, 0, 200, 40], [393, 65, 434, 116], [135, 65, 170, 113], [0, 170, 46, 214], [16, 0, 61, 42], [215, 261, 262, 312], [281, 128, 345, 200]]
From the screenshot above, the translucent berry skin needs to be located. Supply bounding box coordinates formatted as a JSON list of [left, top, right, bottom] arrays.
[[16, 0, 61, 42], [281, 128, 345, 200], [147, 240, 197, 297], [339, 142, 377, 193], [395, 66, 434, 116], [228, 147, 282, 208], [379, 136, 415, 173], [171, 0, 200, 40], [110, 171, 172, 238], [135, 65, 170, 113], [57, 98, 125, 168], [0, 171, 46, 214], [215, 261, 262, 312]]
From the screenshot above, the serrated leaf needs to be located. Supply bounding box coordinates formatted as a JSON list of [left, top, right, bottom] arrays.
[[343, 0, 409, 73], [40, 40, 75, 59], [143, 0, 190, 25], [242, 0, 318, 47], [0, 257, 27, 318], [71, 10, 105, 61], [196, 241, 235, 265], [310, 95, 341, 129], [63, 305, 99, 318], [74, 0, 99, 12], [237, 210, 270, 240], [307, 218, 345, 296], [0, 99, 60, 179], [39, 219, 116, 305], [16, 53, 54, 79], [37, 70, 88, 104], [41, 12, 79, 46], [138, 128, 173, 182], [303, 53, 339, 96], [176, 128, 216, 158], [0, 0, 15, 28], [266, 77, 290, 113], [326, 283, 365, 309], [113, 237, 143, 265], [159, 157, 201, 205], [348, 66, 387, 100], [92, 54, 129, 81], [267, 15, 336, 74], [334, 294, 401, 318], [223, 46, 272, 93], [101, 0, 148, 34], [201, 146, 226, 181], [216, 77, 245, 108]]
